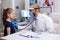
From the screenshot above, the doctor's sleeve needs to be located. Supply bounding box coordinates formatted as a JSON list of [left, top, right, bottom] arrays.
[[45, 17, 55, 33]]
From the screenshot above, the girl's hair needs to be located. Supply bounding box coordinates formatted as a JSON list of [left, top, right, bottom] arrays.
[[2, 8, 13, 25]]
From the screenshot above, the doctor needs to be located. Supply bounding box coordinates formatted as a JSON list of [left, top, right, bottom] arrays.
[[26, 4, 55, 33]]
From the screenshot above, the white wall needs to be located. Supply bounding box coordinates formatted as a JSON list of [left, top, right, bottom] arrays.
[[2, 0, 14, 9], [25, 0, 29, 10], [37, 0, 60, 12], [14, 0, 25, 19], [54, 0, 60, 12]]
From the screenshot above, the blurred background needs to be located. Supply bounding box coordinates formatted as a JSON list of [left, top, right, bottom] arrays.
[[0, 0, 60, 38]]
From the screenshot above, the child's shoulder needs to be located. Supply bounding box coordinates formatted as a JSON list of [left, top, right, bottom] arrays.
[[4, 21, 12, 25]]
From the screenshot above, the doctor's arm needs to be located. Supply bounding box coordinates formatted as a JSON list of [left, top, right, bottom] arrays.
[[46, 18, 55, 33]]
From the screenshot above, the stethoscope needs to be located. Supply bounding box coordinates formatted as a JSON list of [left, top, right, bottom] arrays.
[[20, 17, 36, 30], [20, 7, 40, 30]]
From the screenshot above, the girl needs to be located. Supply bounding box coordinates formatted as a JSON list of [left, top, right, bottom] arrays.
[[2, 8, 15, 36]]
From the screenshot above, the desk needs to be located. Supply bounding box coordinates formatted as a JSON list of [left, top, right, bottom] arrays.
[[1, 30, 60, 40]]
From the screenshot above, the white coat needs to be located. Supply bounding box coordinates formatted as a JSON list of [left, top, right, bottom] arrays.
[[26, 13, 54, 33]]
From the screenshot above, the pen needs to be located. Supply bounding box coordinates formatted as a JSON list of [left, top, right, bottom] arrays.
[[19, 34, 40, 38]]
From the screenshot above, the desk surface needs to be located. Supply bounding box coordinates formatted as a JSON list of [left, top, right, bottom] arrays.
[[1, 30, 60, 40]]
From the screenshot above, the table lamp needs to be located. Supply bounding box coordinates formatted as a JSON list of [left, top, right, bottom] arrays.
[[21, 10, 34, 21], [21, 10, 31, 17]]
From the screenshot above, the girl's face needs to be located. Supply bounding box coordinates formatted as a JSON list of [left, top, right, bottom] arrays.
[[8, 10, 14, 19]]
